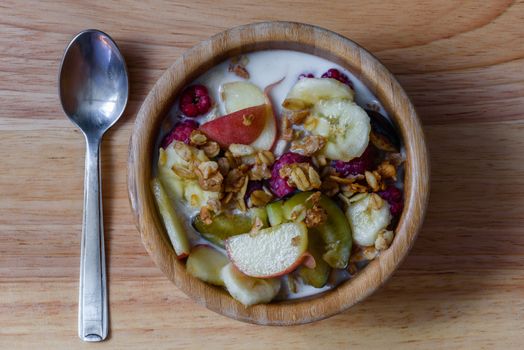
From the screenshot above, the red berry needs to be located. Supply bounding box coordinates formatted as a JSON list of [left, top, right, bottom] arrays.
[[321, 68, 353, 88], [179, 85, 212, 118], [331, 146, 375, 176], [162, 119, 199, 148], [269, 152, 312, 198], [298, 73, 315, 80], [378, 185, 403, 217]]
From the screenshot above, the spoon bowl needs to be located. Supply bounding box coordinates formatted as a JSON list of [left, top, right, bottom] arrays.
[[59, 29, 128, 342]]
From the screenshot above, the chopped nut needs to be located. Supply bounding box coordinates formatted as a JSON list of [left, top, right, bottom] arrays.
[[377, 161, 397, 180], [279, 163, 321, 192], [197, 170, 223, 192], [281, 117, 294, 141], [290, 135, 326, 156], [321, 178, 340, 196], [287, 110, 309, 124], [217, 157, 230, 176], [229, 64, 250, 79], [363, 247, 378, 260], [172, 164, 197, 179], [306, 191, 322, 205], [365, 171, 379, 191], [202, 141, 220, 158], [385, 152, 404, 167], [304, 205, 327, 228], [225, 168, 246, 192], [190, 130, 207, 146], [199, 206, 213, 225], [368, 193, 384, 210], [249, 163, 271, 180], [348, 192, 368, 203], [242, 113, 254, 126], [229, 143, 255, 157], [173, 141, 193, 162], [329, 174, 363, 185], [257, 151, 275, 166], [198, 161, 219, 179], [224, 150, 238, 168], [249, 190, 273, 207], [375, 229, 394, 251]]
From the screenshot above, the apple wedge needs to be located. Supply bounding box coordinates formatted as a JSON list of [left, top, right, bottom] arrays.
[[282, 77, 354, 111], [225, 222, 312, 278], [151, 178, 190, 259], [220, 263, 281, 306], [200, 104, 267, 148], [186, 245, 229, 286], [222, 81, 266, 113]]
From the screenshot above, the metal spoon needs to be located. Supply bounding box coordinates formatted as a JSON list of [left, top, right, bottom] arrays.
[[59, 29, 128, 342]]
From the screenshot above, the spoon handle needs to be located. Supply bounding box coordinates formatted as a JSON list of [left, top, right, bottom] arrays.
[[78, 137, 108, 341]]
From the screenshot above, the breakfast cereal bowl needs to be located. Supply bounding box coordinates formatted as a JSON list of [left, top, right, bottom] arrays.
[[128, 21, 429, 325]]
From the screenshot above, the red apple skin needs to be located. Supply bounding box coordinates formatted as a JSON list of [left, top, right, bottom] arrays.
[[200, 104, 267, 147], [225, 246, 315, 279]]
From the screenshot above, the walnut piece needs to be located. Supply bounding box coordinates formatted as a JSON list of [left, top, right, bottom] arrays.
[[377, 161, 397, 180], [304, 205, 327, 228], [290, 135, 326, 156]]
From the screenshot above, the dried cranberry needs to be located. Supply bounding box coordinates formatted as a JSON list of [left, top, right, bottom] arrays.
[[298, 73, 315, 80], [321, 68, 353, 88], [161, 119, 199, 148], [378, 185, 403, 217], [269, 152, 311, 198], [179, 84, 212, 118], [331, 146, 375, 176]]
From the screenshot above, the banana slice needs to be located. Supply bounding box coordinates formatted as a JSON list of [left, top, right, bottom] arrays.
[[305, 98, 371, 161], [220, 263, 281, 306], [157, 141, 220, 208], [345, 193, 392, 247], [282, 78, 354, 110]]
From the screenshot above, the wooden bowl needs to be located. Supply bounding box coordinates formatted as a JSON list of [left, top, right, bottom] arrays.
[[128, 21, 429, 325]]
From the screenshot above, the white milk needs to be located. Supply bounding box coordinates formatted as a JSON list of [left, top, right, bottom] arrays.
[[155, 50, 395, 300]]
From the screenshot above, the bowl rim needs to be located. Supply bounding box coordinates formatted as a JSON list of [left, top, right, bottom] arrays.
[[128, 21, 430, 325]]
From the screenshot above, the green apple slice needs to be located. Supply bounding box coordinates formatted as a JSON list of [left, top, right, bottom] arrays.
[[186, 245, 229, 286], [220, 263, 280, 306], [151, 178, 190, 258]]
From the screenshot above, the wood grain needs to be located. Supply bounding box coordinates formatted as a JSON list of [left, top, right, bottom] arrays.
[[1, 0, 523, 348]]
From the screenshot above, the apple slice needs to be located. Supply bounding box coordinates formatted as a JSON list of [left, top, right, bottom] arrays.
[[200, 104, 267, 147], [225, 222, 312, 278], [220, 263, 281, 306], [222, 81, 266, 113], [249, 79, 282, 150], [186, 245, 229, 286], [282, 77, 354, 111], [151, 178, 190, 259]]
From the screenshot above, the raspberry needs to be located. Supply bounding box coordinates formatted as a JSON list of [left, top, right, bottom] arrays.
[[378, 185, 403, 217], [179, 84, 212, 118], [321, 68, 353, 88], [162, 119, 199, 148], [331, 146, 375, 176], [298, 73, 315, 80], [269, 152, 311, 198]]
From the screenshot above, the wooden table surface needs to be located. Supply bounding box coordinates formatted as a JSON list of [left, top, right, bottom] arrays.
[[1, 1, 523, 348]]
